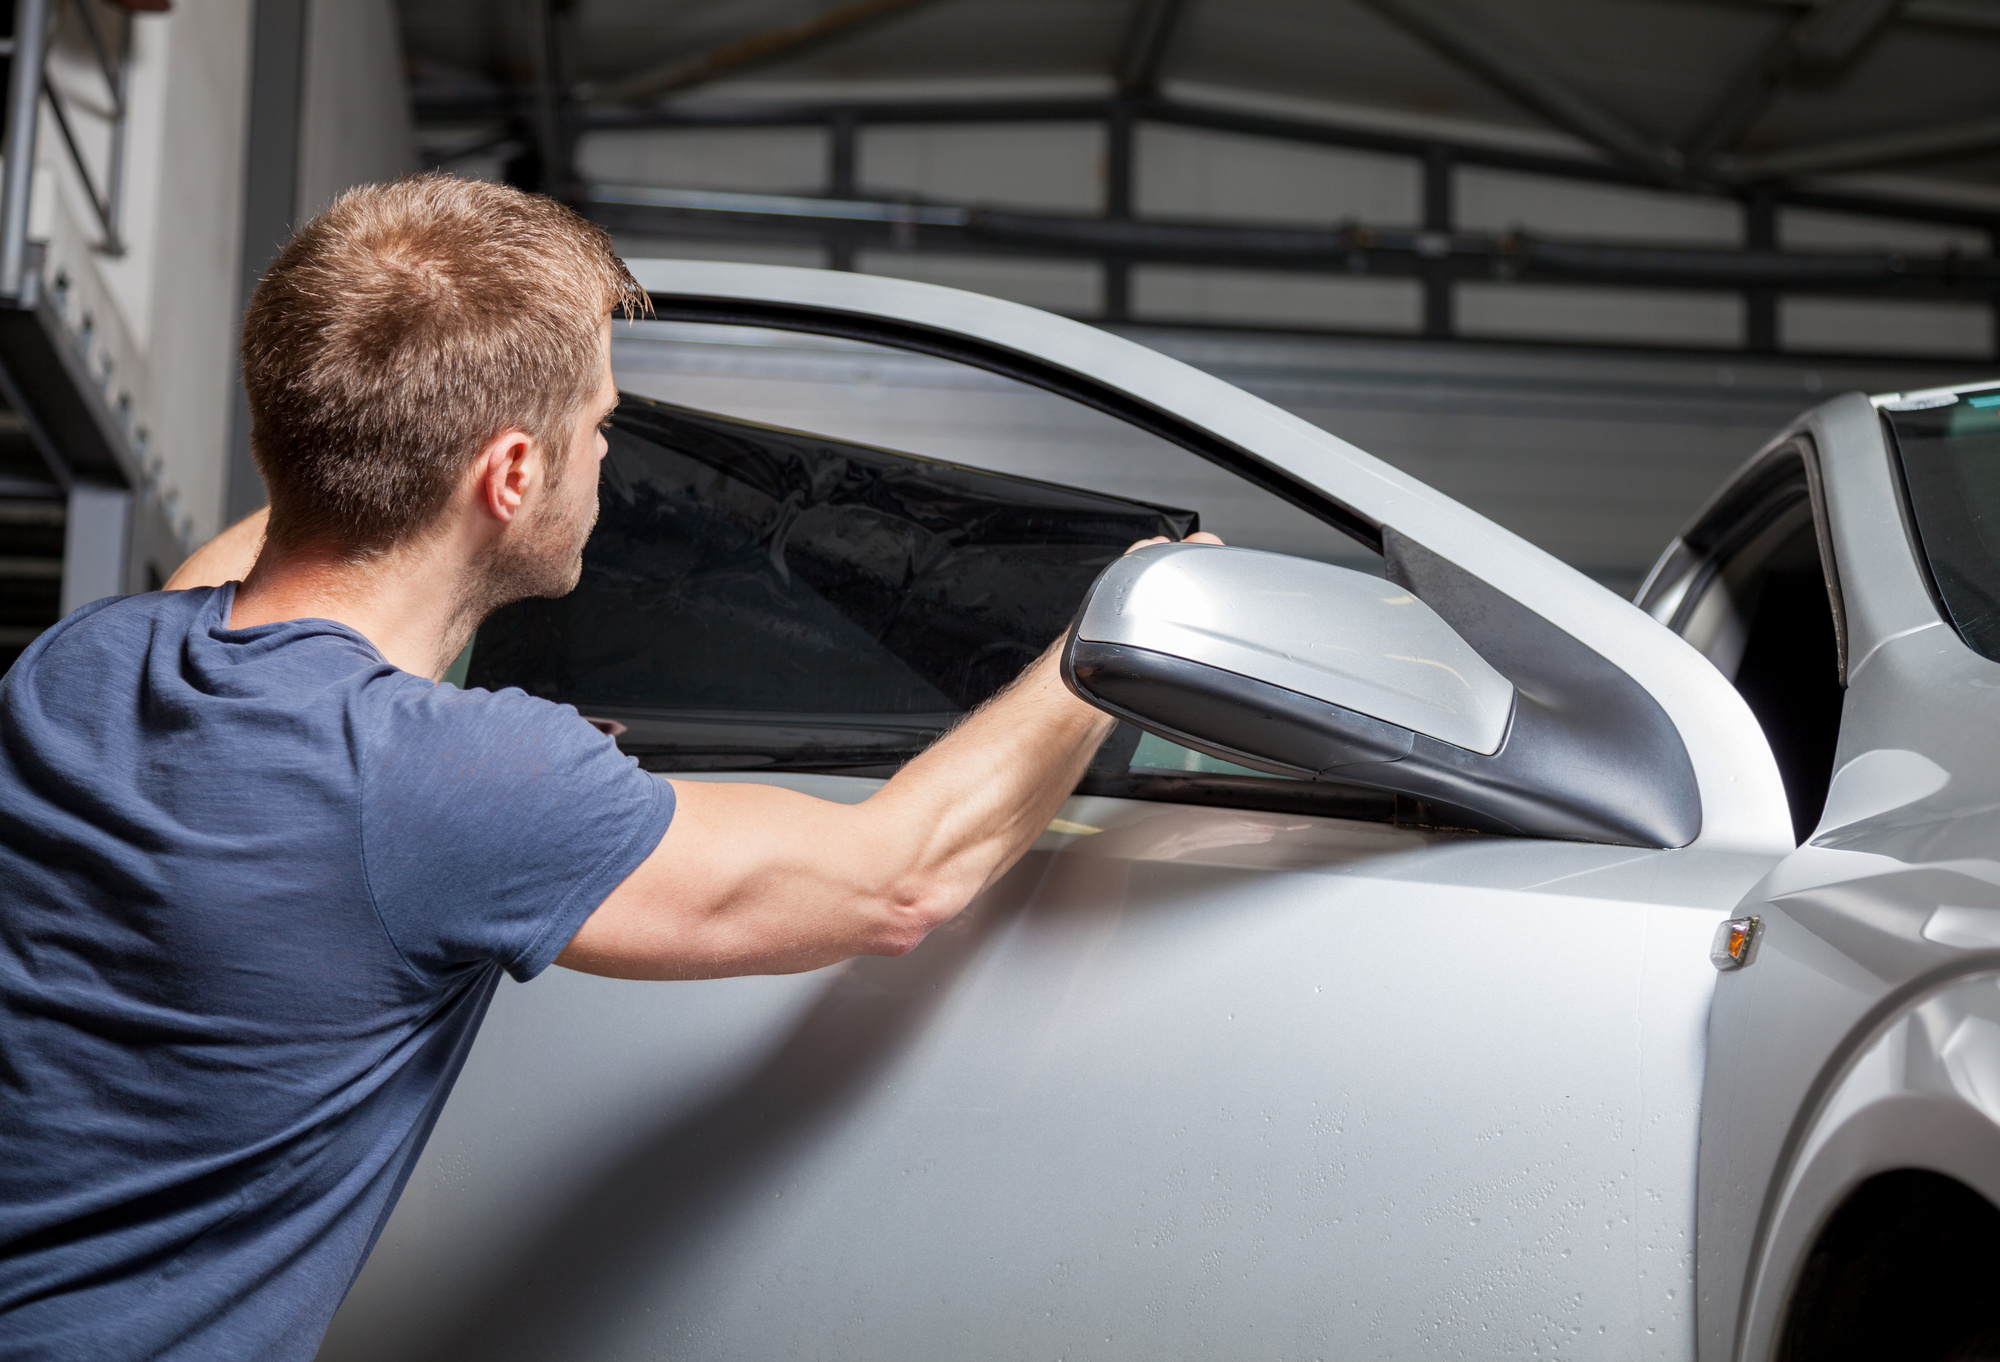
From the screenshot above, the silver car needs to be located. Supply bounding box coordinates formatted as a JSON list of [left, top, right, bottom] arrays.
[[317, 265, 2000, 1362]]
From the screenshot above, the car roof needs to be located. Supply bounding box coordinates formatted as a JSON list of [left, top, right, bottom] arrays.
[[1872, 377, 2000, 410]]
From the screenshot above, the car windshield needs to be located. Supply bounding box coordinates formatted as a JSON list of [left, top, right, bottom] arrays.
[[1884, 385, 2000, 661]]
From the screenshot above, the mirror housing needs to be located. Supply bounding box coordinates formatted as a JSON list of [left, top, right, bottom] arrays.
[[1063, 542, 1700, 847], [1070, 543, 1513, 763]]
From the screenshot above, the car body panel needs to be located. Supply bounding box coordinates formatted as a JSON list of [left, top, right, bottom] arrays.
[[1692, 390, 2000, 1359], [324, 777, 1777, 1362], [315, 265, 1798, 1358]]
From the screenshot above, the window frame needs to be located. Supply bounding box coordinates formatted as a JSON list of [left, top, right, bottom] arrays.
[[1639, 436, 1847, 685], [640, 298, 1384, 555], [495, 308, 1424, 825], [1880, 388, 2000, 666]]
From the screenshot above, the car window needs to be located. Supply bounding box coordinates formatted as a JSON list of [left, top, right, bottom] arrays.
[[608, 321, 1376, 568], [1882, 385, 2000, 662], [1642, 444, 1842, 843], [466, 321, 1393, 821], [471, 396, 1189, 755]]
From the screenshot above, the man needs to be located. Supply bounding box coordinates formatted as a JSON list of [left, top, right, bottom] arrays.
[[0, 175, 1217, 1360]]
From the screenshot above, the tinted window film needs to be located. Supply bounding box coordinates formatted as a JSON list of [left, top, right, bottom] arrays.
[[472, 326, 1406, 824], [611, 321, 1375, 570], [1884, 387, 2000, 661], [1661, 448, 1842, 843], [469, 396, 1193, 768]]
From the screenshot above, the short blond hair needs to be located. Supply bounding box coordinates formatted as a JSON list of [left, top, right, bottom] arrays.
[[241, 174, 646, 554]]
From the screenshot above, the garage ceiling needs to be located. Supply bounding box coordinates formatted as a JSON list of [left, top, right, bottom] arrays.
[[398, 0, 2000, 193]]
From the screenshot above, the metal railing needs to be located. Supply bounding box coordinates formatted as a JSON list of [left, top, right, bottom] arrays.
[[42, 0, 128, 256], [0, 0, 132, 299]]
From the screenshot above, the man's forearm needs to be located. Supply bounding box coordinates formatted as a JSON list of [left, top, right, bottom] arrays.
[[851, 534, 1221, 922], [861, 641, 1112, 920], [562, 643, 1114, 980], [561, 534, 1221, 980]]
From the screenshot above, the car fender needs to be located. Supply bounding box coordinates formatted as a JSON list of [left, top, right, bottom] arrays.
[[1735, 966, 2000, 1360]]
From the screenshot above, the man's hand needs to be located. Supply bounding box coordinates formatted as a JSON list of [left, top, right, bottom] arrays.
[[556, 531, 1225, 981], [164, 507, 269, 591], [1125, 530, 1224, 554]]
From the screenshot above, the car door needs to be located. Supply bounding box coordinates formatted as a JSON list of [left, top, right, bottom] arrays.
[[317, 263, 1793, 1362], [1664, 387, 2000, 1362]]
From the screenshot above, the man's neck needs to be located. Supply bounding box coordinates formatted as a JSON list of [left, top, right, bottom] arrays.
[[230, 536, 480, 681]]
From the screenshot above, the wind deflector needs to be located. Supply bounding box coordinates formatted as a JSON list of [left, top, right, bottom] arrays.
[[468, 395, 1195, 769]]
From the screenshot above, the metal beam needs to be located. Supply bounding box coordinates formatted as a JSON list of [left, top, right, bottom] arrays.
[[46, 0, 133, 255], [1421, 144, 1453, 338], [1685, 0, 1907, 161], [584, 184, 2000, 298], [0, 0, 51, 299], [1116, 0, 1191, 97], [1744, 187, 1779, 352], [1105, 101, 1138, 321], [1724, 111, 2000, 179], [1906, 0, 2000, 30], [414, 89, 2000, 235], [1106, 104, 1136, 219], [529, 0, 568, 194], [1652, 0, 1994, 37], [826, 109, 858, 269], [1789, 0, 1908, 66], [577, 94, 2000, 229], [1346, 0, 1690, 185], [557, 94, 1688, 191], [575, 0, 946, 107], [226, 0, 308, 523]]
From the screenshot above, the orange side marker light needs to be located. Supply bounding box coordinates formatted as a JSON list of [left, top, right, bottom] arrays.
[[1710, 915, 1762, 971]]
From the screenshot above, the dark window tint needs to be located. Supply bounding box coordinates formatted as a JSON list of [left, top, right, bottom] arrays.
[[469, 325, 1403, 824], [1720, 513, 1843, 843], [1666, 450, 1843, 843], [469, 397, 1192, 769], [1884, 388, 2000, 662], [609, 321, 1374, 571]]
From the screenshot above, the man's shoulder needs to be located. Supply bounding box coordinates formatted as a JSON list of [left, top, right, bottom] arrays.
[[360, 672, 583, 727], [352, 675, 614, 778], [2, 589, 217, 718], [21, 586, 211, 658]]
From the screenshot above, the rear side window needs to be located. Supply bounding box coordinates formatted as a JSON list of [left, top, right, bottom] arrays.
[[1642, 444, 1843, 843], [1883, 387, 2000, 662]]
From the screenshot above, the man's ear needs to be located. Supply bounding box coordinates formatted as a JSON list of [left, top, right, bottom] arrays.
[[473, 429, 537, 524]]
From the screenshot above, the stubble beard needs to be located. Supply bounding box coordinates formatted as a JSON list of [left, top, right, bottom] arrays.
[[438, 467, 599, 671], [485, 472, 598, 604]]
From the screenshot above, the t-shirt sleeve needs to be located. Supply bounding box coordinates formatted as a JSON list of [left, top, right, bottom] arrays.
[[357, 678, 675, 983]]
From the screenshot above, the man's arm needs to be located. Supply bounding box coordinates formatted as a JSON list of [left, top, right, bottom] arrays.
[[164, 507, 268, 590], [557, 643, 1107, 980], [559, 532, 1225, 981]]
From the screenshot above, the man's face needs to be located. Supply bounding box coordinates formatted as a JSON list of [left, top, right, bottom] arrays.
[[482, 321, 617, 606]]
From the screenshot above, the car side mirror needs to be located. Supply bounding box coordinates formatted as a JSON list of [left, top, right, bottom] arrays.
[[1062, 543, 1515, 783], [1062, 542, 1697, 846]]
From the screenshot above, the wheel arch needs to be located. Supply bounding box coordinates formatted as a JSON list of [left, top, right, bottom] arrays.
[[1736, 968, 2000, 1361]]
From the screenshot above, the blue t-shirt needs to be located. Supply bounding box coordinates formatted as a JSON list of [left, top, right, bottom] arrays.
[[0, 586, 674, 1360]]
